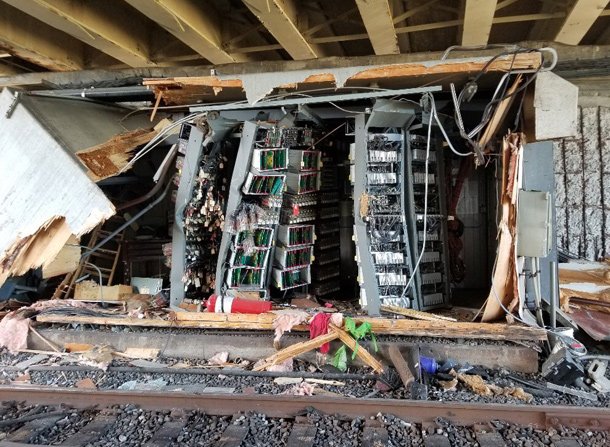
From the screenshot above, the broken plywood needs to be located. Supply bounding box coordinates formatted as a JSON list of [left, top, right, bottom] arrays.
[[76, 118, 174, 181], [481, 133, 523, 322], [559, 260, 610, 315], [0, 89, 115, 286], [42, 234, 80, 279]]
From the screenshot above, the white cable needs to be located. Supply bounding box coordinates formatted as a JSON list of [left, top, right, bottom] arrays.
[[429, 93, 473, 157]]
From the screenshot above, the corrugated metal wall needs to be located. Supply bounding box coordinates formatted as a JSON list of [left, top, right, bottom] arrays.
[[554, 106, 610, 260]]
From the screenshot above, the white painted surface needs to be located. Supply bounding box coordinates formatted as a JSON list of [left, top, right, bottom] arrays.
[[533, 72, 578, 140], [0, 89, 115, 277]]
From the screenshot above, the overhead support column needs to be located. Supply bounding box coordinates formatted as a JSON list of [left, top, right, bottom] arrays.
[[462, 0, 498, 45], [1, 0, 155, 67], [242, 0, 322, 60], [355, 0, 400, 55], [555, 0, 610, 45], [125, 0, 247, 64]]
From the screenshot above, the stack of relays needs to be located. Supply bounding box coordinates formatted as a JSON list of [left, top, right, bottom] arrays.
[[219, 123, 288, 296], [273, 127, 319, 292], [404, 132, 450, 310]]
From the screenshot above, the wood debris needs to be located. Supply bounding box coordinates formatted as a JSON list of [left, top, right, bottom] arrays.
[[381, 305, 456, 322], [330, 324, 384, 374], [115, 347, 160, 359], [78, 345, 114, 370], [0, 86, 115, 285], [64, 342, 94, 353], [438, 378, 458, 391], [253, 332, 339, 371], [559, 261, 610, 314], [457, 373, 533, 402], [36, 312, 547, 342], [75, 118, 173, 181], [41, 235, 81, 279], [481, 132, 524, 322], [387, 345, 415, 387], [142, 53, 542, 106], [74, 281, 133, 302]]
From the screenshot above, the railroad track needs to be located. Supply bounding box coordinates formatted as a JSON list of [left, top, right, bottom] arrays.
[[0, 386, 609, 446]]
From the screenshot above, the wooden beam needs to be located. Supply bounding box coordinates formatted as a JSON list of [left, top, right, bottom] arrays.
[[125, 0, 246, 64], [242, 0, 323, 60], [380, 305, 457, 322], [0, 62, 25, 76], [253, 332, 339, 371], [0, 2, 84, 71], [35, 312, 547, 341], [1, 0, 154, 67], [555, 0, 610, 45], [462, 0, 498, 45], [496, 0, 521, 10], [330, 324, 384, 373], [355, 0, 399, 55], [387, 345, 415, 386]]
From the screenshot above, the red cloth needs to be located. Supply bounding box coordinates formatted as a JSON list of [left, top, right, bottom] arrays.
[[309, 312, 333, 353]]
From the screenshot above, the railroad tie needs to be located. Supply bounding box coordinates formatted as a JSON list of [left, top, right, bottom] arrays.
[[4, 415, 63, 444], [476, 431, 507, 447], [143, 419, 188, 447], [56, 412, 115, 447], [423, 435, 451, 447], [214, 424, 248, 447], [362, 419, 389, 447], [286, 423, 317, 447], [554, 440, 582, 447]]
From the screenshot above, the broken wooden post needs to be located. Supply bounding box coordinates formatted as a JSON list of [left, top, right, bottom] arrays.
[[330, 324, 384, 374]]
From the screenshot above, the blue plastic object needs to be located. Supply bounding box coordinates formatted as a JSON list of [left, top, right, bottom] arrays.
[[420, 356, 438, 374]]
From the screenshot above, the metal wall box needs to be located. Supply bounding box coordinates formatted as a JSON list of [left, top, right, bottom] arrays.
[[517, 190, 552, 258]]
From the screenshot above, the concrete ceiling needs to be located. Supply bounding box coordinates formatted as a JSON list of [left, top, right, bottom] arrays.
[[0, 0, 610, 76]]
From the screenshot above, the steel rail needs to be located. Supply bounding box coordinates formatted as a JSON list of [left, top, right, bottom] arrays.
[[0, 386, 608, 431]]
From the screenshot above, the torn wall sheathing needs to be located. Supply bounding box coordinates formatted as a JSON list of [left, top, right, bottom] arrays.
[[0, 89, 115, 285]]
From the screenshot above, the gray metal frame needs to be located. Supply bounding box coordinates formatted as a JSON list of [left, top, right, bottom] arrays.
[[170, 126, 205, 308], [190, 86, 441, 113], [214, 121, 261, 295], [353, 114, 382, 315]]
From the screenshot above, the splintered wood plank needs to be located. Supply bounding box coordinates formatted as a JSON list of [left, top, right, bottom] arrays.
[[286, 424, 317, 447], [35, 313, 547, 341], [254, 332, 339, 371], [387, 345, 415, 387], [215, 425, 248, 447], [6, 415, 62, 443], [330, 325, 384, 374], [144, 420, 187, 447], [57, 413, 115, 446], [380, 305, 457, 322]]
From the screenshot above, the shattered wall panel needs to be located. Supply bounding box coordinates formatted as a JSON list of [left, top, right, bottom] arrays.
[[0, 89, 115, 285], [555, 106, 610, 260]]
